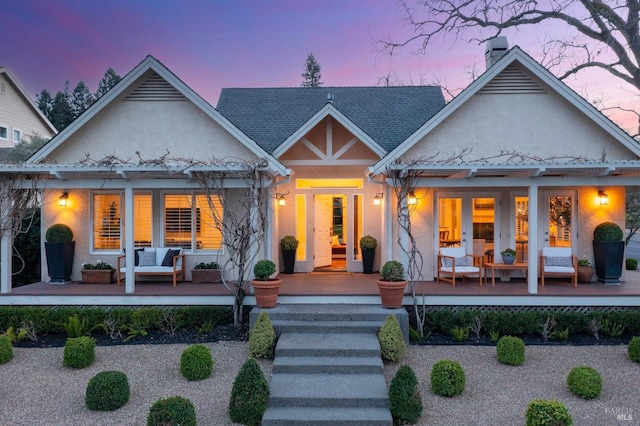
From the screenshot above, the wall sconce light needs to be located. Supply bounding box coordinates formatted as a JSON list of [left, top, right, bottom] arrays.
[[276, 193, 286, 207], [407, 192, 418, 205], [373, 193, 383, 206], [598, 190, 609, 206], [58, 192, 69, 207]]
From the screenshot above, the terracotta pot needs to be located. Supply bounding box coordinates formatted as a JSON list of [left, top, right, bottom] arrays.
[[191, 269, 222, 283], [376, 279, 406, 309], [252, 278, 282, 308], [81, 269, 114, 284], [577, 265, 593, 283]]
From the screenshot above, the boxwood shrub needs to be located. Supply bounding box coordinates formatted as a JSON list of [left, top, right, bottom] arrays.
[[497, 336, 525, 366], [63, 336, 96, 368], [567, 366, 602, 399], [180, 344, 213, 381], [229, 358, 269, 425], [431, 359, 465, 397], [248, 311, 276, 359], [628, 336, 640, 362], [0, 335, 13, 364], [389, 365, 422, 424], [147, 396, 196, 426], [525, 399, 572, 426], [85, 370, 130, 411], [378, 314, 406, 362]]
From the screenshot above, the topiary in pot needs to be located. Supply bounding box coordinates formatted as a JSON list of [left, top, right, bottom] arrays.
[[567, 366, 602, 399], [63, 336, 96, 369], [180, 344, 213, 381], [593, 222, 624, 284], [377, 261, 407, 308], [85, 370, 130, 411], [525, 399, 573, 426], [0, 335, 13, 364], [378, 314, 405, 362], [252, 260, 280, 308], [45, 223, 75, 283], [496, 335, 525, 366], [280, 235, 299, 274], [248, 311, 276, 359], [147, 396, 196, 426], [431, 359, 466, 397], [389, 365, 423, 424], [628, 336, 640, 362], [229, 358, 269, 425], [45, 223, 74, 243], [360, 235, 377, 274]]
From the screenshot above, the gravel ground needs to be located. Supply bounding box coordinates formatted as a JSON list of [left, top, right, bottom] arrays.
[[1, 343, 638, 425]]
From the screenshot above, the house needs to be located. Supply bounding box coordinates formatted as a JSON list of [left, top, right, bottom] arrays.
[[0, 66, 57, 148], [1, 40, 640, 308]]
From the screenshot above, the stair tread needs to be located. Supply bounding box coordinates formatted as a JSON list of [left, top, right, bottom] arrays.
[[276, 332, 380, 350], [269, 373, 388, 398], [274, 355, 382, 366], [263, 406, 392, 422]]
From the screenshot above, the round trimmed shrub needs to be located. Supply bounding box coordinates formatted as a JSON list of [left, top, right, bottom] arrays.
[[45, 223, 73, 242], [147, 396, 196, 426], [378, 314, 406, 362], [628, 336, 640, 362], [248, 311, 276, 359], [496, 335, 525, 366], [431, 359, 465, 397], [63, 336, 96, 368], [626, 258, 638, 271], [229, 358, 269, 425], [525, 399, 573, 426], [85, 370, 130, 411], [0, 335, 14, 364], [180, 344, 213, 381], [567, 366, 602, 399], [389, 365, 423, 424]]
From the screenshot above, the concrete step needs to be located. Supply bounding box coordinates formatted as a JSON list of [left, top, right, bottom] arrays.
[[273, 355, 383, 374], [261, 407, 392, 426], [267, 373, 389, 408], [272, 319, 382, 334], [275, 333, 380, 357]]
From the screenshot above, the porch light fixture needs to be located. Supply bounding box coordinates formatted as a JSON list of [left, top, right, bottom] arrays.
[[276, 193, 286, 207], [407, 192, 418, 205], [58, 192, 69, 207], [598, 190, 609, 206], [373, 193, 383, 206]]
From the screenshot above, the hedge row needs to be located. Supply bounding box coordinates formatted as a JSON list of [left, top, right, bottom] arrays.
[[413, 309, 640, 337], [0, 306, 231, 335]]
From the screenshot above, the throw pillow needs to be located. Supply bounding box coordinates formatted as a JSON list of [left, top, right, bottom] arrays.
[[138, 251, 157, 267], [442, 256, 468, 268], [161, 249, 181, 267], [545, 256, 572, 267]]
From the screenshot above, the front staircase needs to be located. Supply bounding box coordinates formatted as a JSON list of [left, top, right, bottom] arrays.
[[250, 304, 408, 425]]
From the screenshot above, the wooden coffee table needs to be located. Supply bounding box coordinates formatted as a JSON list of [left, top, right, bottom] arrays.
[[484, 262, 528, 286]]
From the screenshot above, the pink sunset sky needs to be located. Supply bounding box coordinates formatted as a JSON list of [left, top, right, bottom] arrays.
[[3, 0, 637, 134]]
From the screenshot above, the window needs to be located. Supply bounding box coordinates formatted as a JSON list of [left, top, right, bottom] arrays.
[[93, 194, 121, 250], [133, 193, 152, 247], [0, 126, 7, 140], [164, 193, 223, 251], [13, 129, 21, 143]]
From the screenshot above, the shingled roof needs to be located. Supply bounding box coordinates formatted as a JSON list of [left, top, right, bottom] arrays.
[[216, 86, 445, 154]]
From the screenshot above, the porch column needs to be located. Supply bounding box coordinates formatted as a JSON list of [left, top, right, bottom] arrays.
[[124, 186, 135, 294], [398, 188, 410, 269], [384, 185, 392, 264], [0, 186, 11, 294], [527, 184, 539, 294]]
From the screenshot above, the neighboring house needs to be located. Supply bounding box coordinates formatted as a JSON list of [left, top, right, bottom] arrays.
[[1, 40, 640, 307], [0, 66, 57, 148]]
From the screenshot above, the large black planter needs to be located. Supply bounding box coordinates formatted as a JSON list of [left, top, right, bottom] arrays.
[[45, 241, 75, 283], [362, 248, 375, 274], [593, 240, 624, 284], [282, 249, 296, 274]]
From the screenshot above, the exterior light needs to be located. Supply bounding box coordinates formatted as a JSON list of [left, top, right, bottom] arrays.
[[373, 193, 383, 206], [407, 192, 417, 205], [58, 192, 69, 207], [598, 190, 608, 206], [276, 193, 286, 207]]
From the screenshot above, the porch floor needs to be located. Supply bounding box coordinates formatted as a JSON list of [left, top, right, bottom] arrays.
[[5, 270, 640, 298]]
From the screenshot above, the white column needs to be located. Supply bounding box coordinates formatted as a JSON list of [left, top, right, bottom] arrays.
[[0, 186, 12, 294], [124, 186, 135, 294], [527, 184, 539, 294]]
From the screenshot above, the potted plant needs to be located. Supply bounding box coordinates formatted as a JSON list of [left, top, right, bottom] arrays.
[[81, 261, 115, 284], [593, 222, 624, 284], [360, 235, 377, 274], [280, 235, 299, 274], [45, 223, 75, 284], [251, 260, 281, 308], [500, 248, 516, 265], [376, 260, 407, 308], [191, 262, 221, 283], [577, 257, 593, 283]]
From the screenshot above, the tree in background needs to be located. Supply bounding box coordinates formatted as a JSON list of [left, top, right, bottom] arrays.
[[381, 0, 640, 137], [301, 53, 323, 87], [95, 68, 122, 99], [626, 191, 640, 245], [8, 133, 49, 162]]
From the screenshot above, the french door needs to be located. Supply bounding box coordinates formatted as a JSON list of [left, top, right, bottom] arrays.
[[543, 191, 575, 249]]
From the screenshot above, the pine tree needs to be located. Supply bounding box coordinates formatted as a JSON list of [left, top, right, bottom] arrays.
[[301, 53, 322, 87]]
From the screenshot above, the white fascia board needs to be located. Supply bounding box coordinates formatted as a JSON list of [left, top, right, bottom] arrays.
[[272, 103, 386, 159]]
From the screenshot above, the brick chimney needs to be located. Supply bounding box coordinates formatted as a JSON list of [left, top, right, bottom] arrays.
[[485, 36, 509, 69]]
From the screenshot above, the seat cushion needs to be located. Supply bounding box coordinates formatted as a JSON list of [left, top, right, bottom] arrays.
[[544, 266, 575, 273], [440, 266, 479, 273]]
